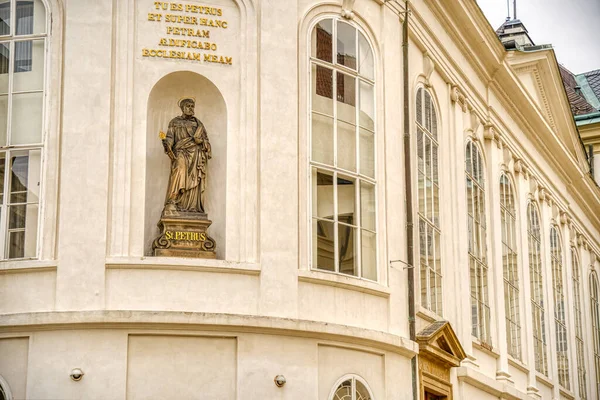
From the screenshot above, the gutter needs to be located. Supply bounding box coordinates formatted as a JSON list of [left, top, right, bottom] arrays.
[[401, 3, 418, 400], [574, 111, 600, 122]]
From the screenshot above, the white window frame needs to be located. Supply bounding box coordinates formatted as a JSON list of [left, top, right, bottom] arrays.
[[416, 86, 442, 316], [328, 374, 375, 400], [549, 225, 570, 389], [0, 0, 48, 261], [0, 375, 13, 400], [465, 139, 491, 344], [571, 247, 587, 399], [307, 16, 378, 281], [499, 172, 521, 360], [527, 201, 548, 376], [590, 270, 600, 398]]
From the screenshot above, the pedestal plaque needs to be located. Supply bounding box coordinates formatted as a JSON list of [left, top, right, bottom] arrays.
[[153, 210, 216, 258]]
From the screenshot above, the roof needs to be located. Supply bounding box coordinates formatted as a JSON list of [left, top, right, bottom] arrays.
[[559, 65, 598, 116], [577, 69, 600, 109]]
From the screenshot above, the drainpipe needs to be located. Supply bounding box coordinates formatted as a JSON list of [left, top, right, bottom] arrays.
[[402, 2, 418, 400]]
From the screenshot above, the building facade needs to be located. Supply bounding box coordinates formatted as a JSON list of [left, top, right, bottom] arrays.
[[0, 0, 599, 399]]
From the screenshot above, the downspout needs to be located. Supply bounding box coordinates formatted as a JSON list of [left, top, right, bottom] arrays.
[[402, 2, 418, 400]]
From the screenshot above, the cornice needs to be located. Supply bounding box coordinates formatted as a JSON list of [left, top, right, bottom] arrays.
[[0, 310, 418, 357]]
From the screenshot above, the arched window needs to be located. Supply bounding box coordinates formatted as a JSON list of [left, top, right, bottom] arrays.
[[465, 140, 490, 343], [591, 270, 600, 398], [0, 374, 12, 400], [0, 0, 47, 259], [330, 375, 373, 400], [571, 248, 587, 399], [309, 17, 376, 280], [550, 226, 570, 389], [416, 88, 442, 315], [499, 173, 520, 359], [528, 202, 548, 376]]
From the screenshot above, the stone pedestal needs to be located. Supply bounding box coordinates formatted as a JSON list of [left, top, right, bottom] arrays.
[[153, 209, 216, 258]]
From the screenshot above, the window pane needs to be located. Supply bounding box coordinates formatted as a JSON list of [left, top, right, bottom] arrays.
[[359, 128, 374, 178], [359, 81, 374, 131], [336, 72, 356, 124], [17, 0, 45, 36], [311, 19, 332, 63], [337, 120, 356, 172], [0, 41, 8, 77], [337, 175, 355, 226], [312, 168, 334, 220], [360, 181, 375, 231], [14, 39, 44, 91], [0, 94, 7, 146], [11, 91, 43, 145], [311, 113, 333, 165], [361, 229, 376, 280], [7, 203, 37, 258], [311, 64, 333, 116], [9, 149, 40, 203], [338, 223, 356, 276], [334, 380, 352, 399], [358, 32, 373, 80], [0, 0, 10, 36], [337, 21, 356, 69], [313, 218, 334, 271]]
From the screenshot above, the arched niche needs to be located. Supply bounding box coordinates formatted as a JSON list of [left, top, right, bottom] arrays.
[[144, 71, 227, 259]]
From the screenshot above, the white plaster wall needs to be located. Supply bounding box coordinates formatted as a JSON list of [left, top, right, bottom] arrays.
[[106, 269, 259, 314], [0, 270, 55, 313], [26, 330, 127, 399], [127, 335, 237, 399]]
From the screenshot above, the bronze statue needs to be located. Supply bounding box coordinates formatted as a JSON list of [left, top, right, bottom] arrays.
[[161, 97, 211, 213], [153, 97, 216, 258]]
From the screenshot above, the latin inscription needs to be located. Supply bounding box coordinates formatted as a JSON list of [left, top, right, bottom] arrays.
[[142, 1, 233, 65], [165, 231, 208, 241]]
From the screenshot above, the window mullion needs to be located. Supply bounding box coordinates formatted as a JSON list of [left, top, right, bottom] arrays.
[[7, 40, 14, 147], [333, 171, 339, 273], [0, 154, 8, 259]]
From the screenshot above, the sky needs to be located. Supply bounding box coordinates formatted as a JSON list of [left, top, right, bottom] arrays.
[[476, 0, 600, 74]]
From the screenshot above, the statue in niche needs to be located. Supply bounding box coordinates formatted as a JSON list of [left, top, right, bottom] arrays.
[[153, 97, 216, 258], [161, 97, 211, 213]]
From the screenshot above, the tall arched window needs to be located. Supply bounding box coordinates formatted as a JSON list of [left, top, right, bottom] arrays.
[[416, 88, 441, 315], [330, 375, 373, 400], [528, 202, 548, 376], [0, 0, 47, 259], [571, 248, 587, 399], [591, 270, 600, 398], [500, 173, 520, 359], [550, 226, 570, 389], [309, 17, 376, 280], [465, 140, 490, 343]]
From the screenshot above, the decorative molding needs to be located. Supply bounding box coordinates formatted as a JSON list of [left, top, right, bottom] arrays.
[[559, 211, 571, 226], [451, 85, 468, 112], [483, 123, 501, 148], [341, 0, 355, 19], [423, 52, 435, 85]]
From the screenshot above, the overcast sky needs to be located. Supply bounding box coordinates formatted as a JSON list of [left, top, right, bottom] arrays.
[[476, 0, 600, 74]]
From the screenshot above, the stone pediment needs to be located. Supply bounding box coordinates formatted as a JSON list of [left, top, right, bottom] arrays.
[[416, 321, 466, 368]]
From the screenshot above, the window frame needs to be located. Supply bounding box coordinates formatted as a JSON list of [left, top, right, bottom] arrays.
[[571, 247, 587, 400], [0, 374, 13, 400], [328, 374, 375, 400], [0, 0, 48, 261], [590, 270, 600, 399], [527, 201, 548, 376], [415, 86, 442, 316], [307, 15, 378, 282], [499, 172, 521, 360], [465, 139, 491, 345], [549, 225, 570, 390]]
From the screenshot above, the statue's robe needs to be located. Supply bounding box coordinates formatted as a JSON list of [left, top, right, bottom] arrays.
[[164, 115, 211, 213]]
